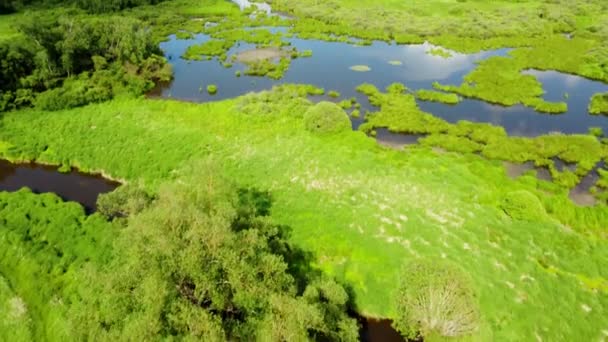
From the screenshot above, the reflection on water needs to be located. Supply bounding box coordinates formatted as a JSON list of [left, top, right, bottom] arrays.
[[231, 0, 271, 14], [154, 27, 608, 136], [0, 160, 120, 213]]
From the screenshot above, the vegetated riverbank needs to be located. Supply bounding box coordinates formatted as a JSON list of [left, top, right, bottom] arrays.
[[0, 159, 119, 212], [0, 86, 606, 340]]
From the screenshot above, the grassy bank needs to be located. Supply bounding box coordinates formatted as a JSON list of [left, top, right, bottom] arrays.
[[0, 87, 607, 339]]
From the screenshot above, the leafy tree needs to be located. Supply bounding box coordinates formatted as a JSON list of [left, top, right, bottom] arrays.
[[70, 161, 358, 341], [395, 259, 480, 341]]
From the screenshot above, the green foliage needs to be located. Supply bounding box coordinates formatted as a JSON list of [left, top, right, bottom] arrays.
[[0, 274, 32, 341], [427, 47, 452, 58], [207, 84, 218, 94], [0, 189, 116, 340], [243, 57, 291, 79], [433, 56, 567, 114], [75, 0, 165, 13], [357, 83, 608, 192], [589, 92, 608, 115], [328, 90, 340, 98], [416, 89, 460, 104], [500, 190, 550, 222], [97, 183, 154, 219], [0, 14, 169, 111], [395, 259, 480, 340], [1, 88, 608, 340], [303, 101, 351, 134], [182, 39, 234, 60], [70, 163, 358, 340]]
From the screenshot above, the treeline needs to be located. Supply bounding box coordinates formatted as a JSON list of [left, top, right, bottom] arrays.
[[0, 162, 359, 340], [0, 0, 163, 14], [0, 13, 171, 111]]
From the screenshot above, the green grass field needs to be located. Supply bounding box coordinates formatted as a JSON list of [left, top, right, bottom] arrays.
[[0, 87, 606, 339]]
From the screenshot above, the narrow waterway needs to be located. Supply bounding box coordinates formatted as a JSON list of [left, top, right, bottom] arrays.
[[0, 160, 120, 213]]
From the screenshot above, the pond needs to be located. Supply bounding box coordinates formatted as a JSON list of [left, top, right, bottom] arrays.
[[0, 160, 120, 213], [153, 30, 608, 136]]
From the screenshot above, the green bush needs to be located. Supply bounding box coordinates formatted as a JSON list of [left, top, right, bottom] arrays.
[[500, 190, 548, 222], [303, 101, 351, 134], [395, 259, 480, 340], [207, 84, 218, 94], [97, 183, 154, 219]]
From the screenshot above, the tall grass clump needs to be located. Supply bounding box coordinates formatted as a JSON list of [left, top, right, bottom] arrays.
[[395, 259, 480, 341]]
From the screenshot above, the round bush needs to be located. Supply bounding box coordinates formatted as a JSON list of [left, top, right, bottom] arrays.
[[500, 190, 547, 221], [395, 259, 480, 340], [303, 101, 351, 134]]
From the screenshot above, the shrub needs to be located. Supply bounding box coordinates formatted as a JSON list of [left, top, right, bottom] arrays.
[[97, 183, 154, 219], [303, 101, 351, 134], [207, 84, 218, 94], [500, 190, 548, 221], [395, 259, 480, 340]]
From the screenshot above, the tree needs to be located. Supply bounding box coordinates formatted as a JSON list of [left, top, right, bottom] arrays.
[[70, 160, 358, 341], [394, 259, 480, 341]]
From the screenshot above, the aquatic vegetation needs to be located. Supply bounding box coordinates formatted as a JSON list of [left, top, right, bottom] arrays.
[[388, 60, 403, 66], [297, 49, 313, 57], [328, 90, 340, 98], [415, 89, 460, 105], [175, 31, 194, 40], [357, 83, 608, 192], [243, 57, 290, 79], [427, 47, 452, 58], [395, 259, 480, 340], [338, 99, 353, 109], [207, 84, 218, 94], [349, 65, 371, 72], [303, 101, 351, 134], [182, 39, 235, 60], [589, 127, 604, 137], [434, 57, 568, 114], [589, 92, 608, 115], [350, 109, 360, 118]]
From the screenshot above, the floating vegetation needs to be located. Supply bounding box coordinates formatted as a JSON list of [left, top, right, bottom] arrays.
[[182, 39, 235, 60], [175, 31, 194, 40], [349, 65, 371, 72], [207, 84, 218, 94], [328, 90, 340, 98], [589, 93, 608, 115], [388, 60, 403, 66], [433, 57, 568, 114], [415, 89, 460, 105]]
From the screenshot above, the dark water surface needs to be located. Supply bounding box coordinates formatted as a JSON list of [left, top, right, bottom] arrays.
[[154, 31, 608, 136], [359, 319, 406, 342], [0, 160, 120, 213]]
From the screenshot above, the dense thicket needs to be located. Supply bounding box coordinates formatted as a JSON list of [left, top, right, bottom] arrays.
[[0, 163, 358, 340], [0, 13, 171, 111], [0, 0, 163, 13]]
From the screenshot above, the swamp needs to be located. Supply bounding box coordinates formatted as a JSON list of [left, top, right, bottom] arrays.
[[0, 0, 607, 341]]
